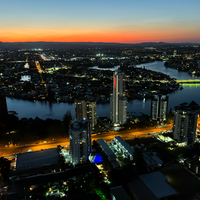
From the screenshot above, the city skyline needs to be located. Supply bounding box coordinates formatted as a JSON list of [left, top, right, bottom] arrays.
[[1, 0, 200, 43], [1, 42, 200, 198]]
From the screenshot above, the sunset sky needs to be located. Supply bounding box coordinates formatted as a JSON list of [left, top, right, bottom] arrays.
[[1, 0, 200, 43]]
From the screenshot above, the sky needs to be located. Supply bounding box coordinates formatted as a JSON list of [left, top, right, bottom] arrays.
[[0, 0, 200, 43]]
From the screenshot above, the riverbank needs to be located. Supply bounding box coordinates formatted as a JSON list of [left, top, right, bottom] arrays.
[[164, 59, 200, 77], [1, 61, 180, 103], [4, 62, 200, 121]]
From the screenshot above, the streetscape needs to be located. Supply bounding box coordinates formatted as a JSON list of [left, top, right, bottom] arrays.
[[1, 120, 199, 159], [0, 123, 174, 158]]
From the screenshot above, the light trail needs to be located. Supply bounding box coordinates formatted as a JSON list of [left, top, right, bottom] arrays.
[[35, 61, 45, 74], [0, 123, 173, 158], [1, 117, 199, 158], [176, 79, 200, 83]]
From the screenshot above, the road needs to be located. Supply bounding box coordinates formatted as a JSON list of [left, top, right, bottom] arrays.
[[0, 123, 173, 158], [1, 120, 199, 158], [35, 61, 45, 74], [93, 123, 173, 141]]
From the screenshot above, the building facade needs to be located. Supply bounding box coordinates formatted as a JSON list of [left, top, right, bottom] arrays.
[[173, 101, 199, 146], [69, 119, 91, 166], [75, 99, 97, 129], [151, 95, 168, 121], [110, 70, 127, 126]]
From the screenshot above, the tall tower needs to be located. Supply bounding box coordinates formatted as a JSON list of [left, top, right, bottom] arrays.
[[74, 98, 97, 129], [151, 95, 168, 121], [0, 93, 8, 122], [69, 119, 91, 166], [173, 101, 199, 146], [110, 70, 127, 126]]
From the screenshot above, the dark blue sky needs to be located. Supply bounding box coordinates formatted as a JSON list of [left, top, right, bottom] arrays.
[[1, 0, 200, 43]]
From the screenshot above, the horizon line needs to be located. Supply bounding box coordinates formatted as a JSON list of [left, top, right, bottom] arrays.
[[1, 41, 200, 44]]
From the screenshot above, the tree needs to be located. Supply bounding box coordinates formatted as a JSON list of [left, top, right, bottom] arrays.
[[6, 112, 19, 132], [0, 157, 11, 184], [63, 111, 72, 133], [166, 108, 173, 124], [22, 82, 35, 93], [8, 111, 18, 116], [46, 86, 55, 102], [4, 112, 19, 145]]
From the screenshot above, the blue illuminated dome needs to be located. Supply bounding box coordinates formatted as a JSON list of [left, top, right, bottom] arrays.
[[94, 153, 103, 163]]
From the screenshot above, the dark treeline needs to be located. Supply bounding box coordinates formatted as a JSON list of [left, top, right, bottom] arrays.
[[0, 111, 72, 146]]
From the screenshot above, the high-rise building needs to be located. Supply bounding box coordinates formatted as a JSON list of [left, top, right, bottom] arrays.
[[110, 70, 127, 126], [173, 101, 199, 146], [0, 93, 8, 121], [74, 99, 97, 129], [69, 119, 91, 166], [151, 95, 168, 121]]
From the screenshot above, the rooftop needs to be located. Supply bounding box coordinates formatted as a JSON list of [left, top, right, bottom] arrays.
[[128, 178, 158, 200], [16, 148, 60, 170], [143, 152, 163, 166], [114, 136, 135, 155], [139, 171, 177, 198], [97, 139, 116, 161], [110, 160, 120, 168], [69, 118, 89, 131], [74, 98, 96, 103], [110, 185, 131, 200]]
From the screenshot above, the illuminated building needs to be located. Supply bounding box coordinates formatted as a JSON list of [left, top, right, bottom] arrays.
[[0, 93, 8, 121], [151, 95, 168, 122], [114, 136, 135, 160], [74, 99, 97, 129], [110, 70, 127, 126], [173, 50, 177, 56], [69, 119, 91, 166], [173, 101, 199, 146], [96, 139, 120, 168]]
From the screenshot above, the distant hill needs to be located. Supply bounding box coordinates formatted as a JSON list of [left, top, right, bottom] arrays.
[[0, 41, 199, 50]]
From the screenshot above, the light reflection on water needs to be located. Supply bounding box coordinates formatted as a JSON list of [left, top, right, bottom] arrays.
[[6, 61, 200, 120]]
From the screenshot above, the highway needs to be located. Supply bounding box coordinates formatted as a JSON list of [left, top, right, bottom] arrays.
[[92, 123, 173, 141], [35, 61, 45, 74], [0, 123, 173, 158], [1, 120, 199, 159]]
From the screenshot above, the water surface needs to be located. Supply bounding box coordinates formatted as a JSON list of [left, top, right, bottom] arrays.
[[7, 61, 200, 120]]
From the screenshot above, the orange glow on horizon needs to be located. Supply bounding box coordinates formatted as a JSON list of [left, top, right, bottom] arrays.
[[1, 28, 200, 43]]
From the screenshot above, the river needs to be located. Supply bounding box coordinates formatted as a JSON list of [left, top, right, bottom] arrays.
[[6, 61, 200, 120]]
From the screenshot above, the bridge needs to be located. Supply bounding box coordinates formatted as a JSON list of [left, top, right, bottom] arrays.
[[176, 79, 200, 84]]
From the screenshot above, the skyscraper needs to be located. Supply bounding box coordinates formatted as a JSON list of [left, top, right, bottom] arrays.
[[151, 95, 168, 122], [173, 101, 199, 146], [74, 98, 97, 129], [0, 93, 8, 121], [110, 70, 127, 126], [69, 119, 91, 166]]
